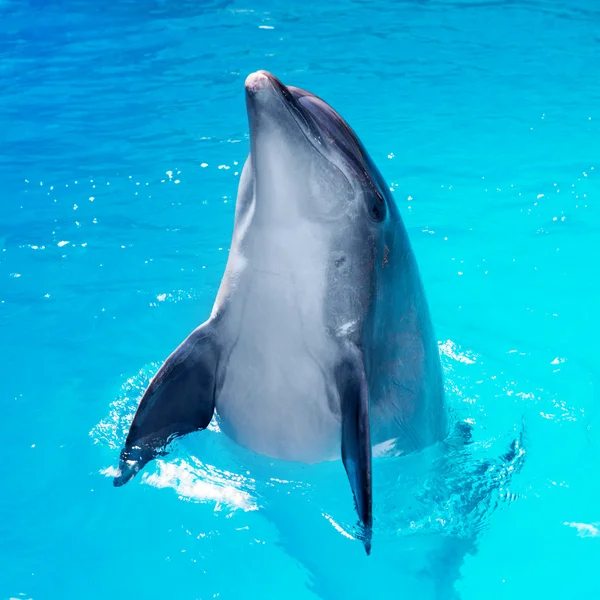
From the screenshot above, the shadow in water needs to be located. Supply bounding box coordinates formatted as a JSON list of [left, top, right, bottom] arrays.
[[248, 419, 525, 600]]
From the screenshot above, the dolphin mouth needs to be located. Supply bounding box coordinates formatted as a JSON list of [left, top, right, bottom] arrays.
[[244, 70, 356, 197], [244, 70, 324, 148]]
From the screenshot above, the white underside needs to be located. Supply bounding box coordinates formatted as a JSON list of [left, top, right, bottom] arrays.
[[215, 222, 343, 463]]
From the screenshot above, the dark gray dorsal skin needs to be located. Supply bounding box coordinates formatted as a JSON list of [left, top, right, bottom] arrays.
[[113, 70, 447, 554]]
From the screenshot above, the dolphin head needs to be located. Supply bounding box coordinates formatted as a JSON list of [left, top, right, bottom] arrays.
[[244, 70, 390, 225]]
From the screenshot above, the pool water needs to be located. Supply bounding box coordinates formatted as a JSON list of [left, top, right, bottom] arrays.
[[1, 0, 599, 598]]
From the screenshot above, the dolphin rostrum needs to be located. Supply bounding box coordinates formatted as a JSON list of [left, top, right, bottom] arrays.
[[113, 70, 447, 554]]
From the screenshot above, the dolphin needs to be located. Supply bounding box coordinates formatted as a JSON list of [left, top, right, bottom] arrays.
[[113, 70, 447, 554]]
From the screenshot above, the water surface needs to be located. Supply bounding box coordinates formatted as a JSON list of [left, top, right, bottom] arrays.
[[1, 0, 599, 598]]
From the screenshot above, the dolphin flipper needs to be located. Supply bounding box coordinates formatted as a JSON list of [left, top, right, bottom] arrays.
[[338, 350, 373, 555], [113, 323, 219, 487]]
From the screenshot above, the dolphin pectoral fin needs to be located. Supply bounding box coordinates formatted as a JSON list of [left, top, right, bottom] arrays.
[[113, 323, 219, 487], [338, 351, 373, 555]]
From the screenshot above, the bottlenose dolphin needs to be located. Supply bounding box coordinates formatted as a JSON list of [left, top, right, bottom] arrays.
[[113, 70, 447, 553]]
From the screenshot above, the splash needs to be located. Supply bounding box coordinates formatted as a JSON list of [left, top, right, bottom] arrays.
[[90, 363, 159, 450], [91, 363, 254, 512], [564, 522, 600, 538], [90, 337, 529, 537]]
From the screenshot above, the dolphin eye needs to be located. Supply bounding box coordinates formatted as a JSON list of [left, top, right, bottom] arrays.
[[368, 185, 386, 222], [370, 204, 384, 221]]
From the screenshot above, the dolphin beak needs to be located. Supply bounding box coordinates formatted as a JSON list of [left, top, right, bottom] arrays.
[[244, 70, 289, 110], [244, 70, 322, 148], [245, 70, 274, 95], [244, 69, 296, 150]]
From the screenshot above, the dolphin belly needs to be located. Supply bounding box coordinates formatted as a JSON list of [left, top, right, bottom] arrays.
[[216, 346, 342, 463], [215, 268, 342, 464]]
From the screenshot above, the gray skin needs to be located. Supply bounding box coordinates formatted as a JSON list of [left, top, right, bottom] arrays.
[[113, 70, 447, 554]]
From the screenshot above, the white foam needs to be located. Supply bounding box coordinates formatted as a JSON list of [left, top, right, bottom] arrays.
[[564, 521, 600, 538], [142, 458, 257, 512]]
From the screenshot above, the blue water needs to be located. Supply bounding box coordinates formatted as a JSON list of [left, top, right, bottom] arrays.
[[2, 0, 600, 597]]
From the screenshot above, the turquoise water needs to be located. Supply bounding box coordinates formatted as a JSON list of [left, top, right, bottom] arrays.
[[2, 0, 600, 597]]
